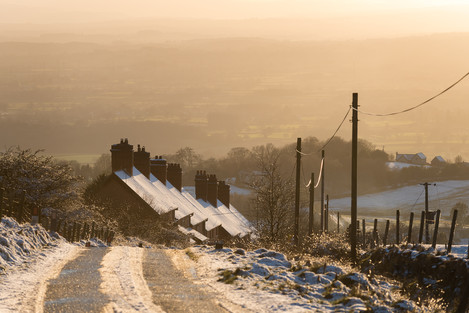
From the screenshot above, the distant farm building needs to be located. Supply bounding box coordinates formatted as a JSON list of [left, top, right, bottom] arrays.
[[96, 138, 253, 243], [395, 152, 427, 165], [431, 156, 446, 167]]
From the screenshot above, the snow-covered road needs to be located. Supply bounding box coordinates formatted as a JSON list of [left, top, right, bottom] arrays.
[[2, 217, 466, 312]]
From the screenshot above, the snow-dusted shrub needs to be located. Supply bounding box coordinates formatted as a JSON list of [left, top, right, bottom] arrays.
[[0, 147, 80, 210], [300, 232, 351, 261]]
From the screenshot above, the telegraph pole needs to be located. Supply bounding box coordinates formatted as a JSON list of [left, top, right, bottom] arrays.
[[351, 93, 358, 262], [309, 172, 314, 235], [294, 138, 301, 246], [320, 150, 325, 232]]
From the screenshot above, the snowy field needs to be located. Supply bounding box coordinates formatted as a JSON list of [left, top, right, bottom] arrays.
[[330, 180, 469, 216], [184, 185, 252, 197]]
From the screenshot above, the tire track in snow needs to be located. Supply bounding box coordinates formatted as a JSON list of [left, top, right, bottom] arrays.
[[99, 246, 164, 313]]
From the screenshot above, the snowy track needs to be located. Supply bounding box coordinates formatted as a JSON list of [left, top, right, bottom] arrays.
[[100, 246, 164, 313], [0, 243, 79, 313]]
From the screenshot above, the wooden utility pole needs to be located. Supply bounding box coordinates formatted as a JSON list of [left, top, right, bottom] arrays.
[[321, 150, 325, 232], [351, 93, 358, 261], [294, 137, 301, 246], [309, 172, 314, 235]]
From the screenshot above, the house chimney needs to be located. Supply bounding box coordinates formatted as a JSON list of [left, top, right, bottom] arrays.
[[167, 163, 182, 191], [195, 170, 208, 201], [207, 174, 218, 207], [218, 180, 230, 208], [133, 144, 150, 179], [150, 155, 167, 184], [110, 138, 134, 175]]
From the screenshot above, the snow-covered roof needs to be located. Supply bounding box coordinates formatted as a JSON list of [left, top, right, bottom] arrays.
[[396, 154, 414, 161], [114, 167, 253, 239], [148, 173, 205, 225], [177, 225, 208, 242], [114, 168, 177, 215], [433, 156, 445, 162], [193, 198, 252, 238], [415, 152, 426, 160]]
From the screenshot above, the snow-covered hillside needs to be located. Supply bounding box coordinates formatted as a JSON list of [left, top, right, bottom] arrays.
[[330, 180, 469, 216]]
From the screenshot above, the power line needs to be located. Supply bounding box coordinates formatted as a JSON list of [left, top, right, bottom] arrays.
[[410, 187, 425, 211], [317, 106, 352, 152], [353, 71, 469, 117]]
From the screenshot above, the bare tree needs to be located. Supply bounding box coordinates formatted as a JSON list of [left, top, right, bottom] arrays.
[[250, 144, 295, 244], [168, 147, 201, 169]]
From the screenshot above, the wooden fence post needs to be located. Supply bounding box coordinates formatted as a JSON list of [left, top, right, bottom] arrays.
[[418, 211, 425, 244], [447, 209, 458, 254], [72, 222, 77, 242], [383, 220, 390, 246], [357, 220, 360, 242], [396, 210, 400, 245], [407, 212, 414, 244], [16, 190, 26, 223], [91, 222, 96, 238], [7, 194, 13, 217], [373, 219, 378, 247], [62, 222, 67, 239], [82, 222, 88, 239], [432, 209, 441, 249], [0, 188, 4, 220], [362, 218, 366, 248], [337, 212, 340, 233], [56, 219, 62, 235], [76, 224, 82, 241], [66, 224, 71, 241]]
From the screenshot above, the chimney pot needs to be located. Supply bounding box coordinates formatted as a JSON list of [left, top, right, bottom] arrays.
[[150, 155, 167, 184], [111, 138, 134, 175], [218, 180, 230, 208], [207, 174, 218, 207], [167, 162, 183, 191], [134, 144, 150, 179], [195, 170, 208, 201]]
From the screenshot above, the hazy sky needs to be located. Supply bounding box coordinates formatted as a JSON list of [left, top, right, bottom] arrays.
[[1, 0, 469, 160], [2, 0, 469, 22]]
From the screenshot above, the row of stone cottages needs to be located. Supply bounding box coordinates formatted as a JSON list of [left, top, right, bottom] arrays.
[[96, 138, 253, 243]]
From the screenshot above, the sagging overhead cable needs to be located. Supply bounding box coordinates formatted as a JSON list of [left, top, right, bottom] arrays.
[[352, 71, 469, 117], [305, 157, 324, 189], [317, 106, 352, 152]]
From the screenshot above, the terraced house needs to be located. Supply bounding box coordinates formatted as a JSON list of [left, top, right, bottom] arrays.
[[96, 138, 253, 243]]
